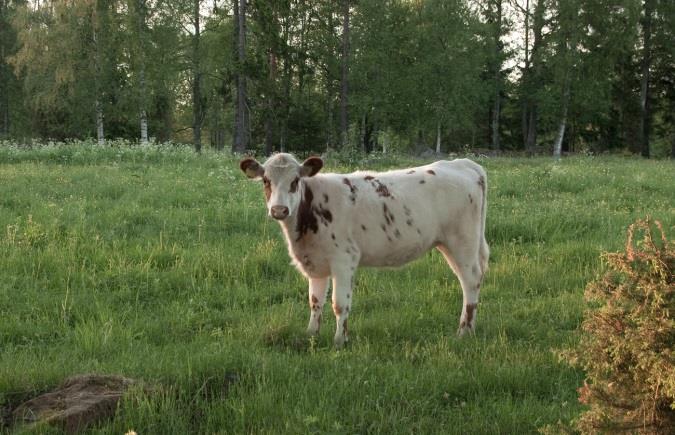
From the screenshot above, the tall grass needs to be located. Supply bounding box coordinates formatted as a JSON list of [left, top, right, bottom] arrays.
[[1, 142, 673, 433]]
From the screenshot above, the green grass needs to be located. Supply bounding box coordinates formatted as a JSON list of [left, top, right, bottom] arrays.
[[1, 142, 673, 434]]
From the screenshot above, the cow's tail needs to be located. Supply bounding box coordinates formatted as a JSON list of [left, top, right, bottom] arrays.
[[476, 165, 490, 276]]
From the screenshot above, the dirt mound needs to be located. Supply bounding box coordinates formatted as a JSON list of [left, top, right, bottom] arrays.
[[12, 374, 136, 433]]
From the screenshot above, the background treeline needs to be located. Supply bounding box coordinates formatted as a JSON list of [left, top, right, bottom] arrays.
[[0, 0, 673, 157]]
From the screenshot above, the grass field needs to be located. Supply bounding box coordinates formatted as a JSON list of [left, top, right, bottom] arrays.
[[0, 143, 673, 434]]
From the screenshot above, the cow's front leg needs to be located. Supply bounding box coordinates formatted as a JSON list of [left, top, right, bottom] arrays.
[[331, 263, 356, 349], [307, 277, 329, 336]]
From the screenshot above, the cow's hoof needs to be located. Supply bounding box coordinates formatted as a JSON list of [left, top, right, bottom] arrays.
[[456, 324, 475, 337], [333, 336, 348, 349]]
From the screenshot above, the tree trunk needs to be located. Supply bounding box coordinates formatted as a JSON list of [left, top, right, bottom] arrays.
[[96, 99, 104, 144], [280, 13, 291, 154], [525, 0, 545, 152], [526, 107, 537, 152], [639, 0, 654, 158], [363, 113, 373, 153], [137, 0, 148, 144], [0, 40, 8, 137], [491, 0, 502, 150], [435, 122, 441, 154], [192, 0, 202, 152], [326, 98, 334, 150], [340, 0, 350, 148], [521, 0, 530, 147], [233, 0, 248, 153], [139, 71, 148, 143], [93, 18, 104, 145], [231, 0, 239, 152], [264, 50, 276, 156], [553, 77, 570, 160]]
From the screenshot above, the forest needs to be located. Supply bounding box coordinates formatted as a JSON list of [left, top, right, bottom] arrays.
[[0, 0, 673, 157]]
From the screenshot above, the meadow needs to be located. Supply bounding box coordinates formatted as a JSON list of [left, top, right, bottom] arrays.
[[0, 142, 673, 434]]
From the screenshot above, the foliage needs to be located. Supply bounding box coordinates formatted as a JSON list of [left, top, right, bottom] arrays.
[[562, 218, 674, 433], [0, 1, 672, 155]]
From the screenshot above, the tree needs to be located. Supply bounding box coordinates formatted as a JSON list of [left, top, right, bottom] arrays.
[[0, 0, 24, 138], [191, 0, 203, 151], [339, 0, 349, 148], [232, 0, 248, 153], [484, 0, 504, 151], [550, 0, 580, 159], [638, 0, 655, 158], [11, 0, 123, 140], [130, 0, 149, 143]]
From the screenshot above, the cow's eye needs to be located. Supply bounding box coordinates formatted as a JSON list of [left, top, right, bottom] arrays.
[[262, 176, 271, 187], [290, 177, 299, 193]]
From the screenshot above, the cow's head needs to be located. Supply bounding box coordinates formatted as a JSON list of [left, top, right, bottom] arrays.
[[240, 153, 323, 220]]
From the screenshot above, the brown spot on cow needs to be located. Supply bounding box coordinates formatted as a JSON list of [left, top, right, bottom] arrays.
[[315, 205, 332, 225], [394, 229, 401, 238], [295, 186, 319, 241], [468, 194, 473, 204], [262, 176, 272, 201], [311, 295, 318, 305], [331, 233, 336, 240], [364, 175, 374, 181], [374, 180, 392, 197], [427, 169, 436, 175], [361, 224, 367, 231], [343, 178, 358, 203], [406, 219, 413, 226], [323, 193, 329, 203], [381, 224, 386, 232], [383, 203, 395, 225], [403, 205, 411, 216], [419, 180, 426, 184], [406, 170, 415, 174], [465, 303, 477, 325], [332, 303, 342, 316]]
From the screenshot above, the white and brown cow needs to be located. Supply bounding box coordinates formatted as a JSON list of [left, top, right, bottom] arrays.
[[240, 153, 489, 348]]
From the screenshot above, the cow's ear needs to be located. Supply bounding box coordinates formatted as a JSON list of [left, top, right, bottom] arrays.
[[300, 157, 323, 177], [240, 158, 264, 179]]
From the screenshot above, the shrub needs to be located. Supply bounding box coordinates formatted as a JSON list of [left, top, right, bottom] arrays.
[[562, 218, 674, 433]]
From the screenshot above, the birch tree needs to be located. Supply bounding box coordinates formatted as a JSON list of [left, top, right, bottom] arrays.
[[232, 0, 248, 153]]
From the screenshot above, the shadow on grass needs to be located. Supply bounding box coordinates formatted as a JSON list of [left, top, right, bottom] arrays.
[[261, 324, 321, 353]]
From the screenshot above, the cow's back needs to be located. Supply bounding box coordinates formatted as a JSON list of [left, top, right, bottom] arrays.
[[316, 159, 485, 268]]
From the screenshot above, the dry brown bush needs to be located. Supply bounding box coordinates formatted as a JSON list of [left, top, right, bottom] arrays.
[[562, 218, 674, 433]]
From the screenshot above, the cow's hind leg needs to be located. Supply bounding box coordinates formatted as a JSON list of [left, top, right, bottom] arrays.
[[307, 277, 329, 336], [437, 242, 484, 336], [331, 262, 357, 349]]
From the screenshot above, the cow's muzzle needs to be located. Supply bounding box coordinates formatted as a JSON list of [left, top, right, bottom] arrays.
[[270, 205, 290, 220]]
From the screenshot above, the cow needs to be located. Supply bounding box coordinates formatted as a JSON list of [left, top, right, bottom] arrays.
[[239, 153, 489, 348]]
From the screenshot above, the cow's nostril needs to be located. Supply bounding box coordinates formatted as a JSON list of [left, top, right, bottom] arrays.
[[270, 206, 289, 219]]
